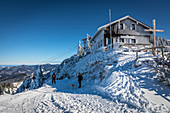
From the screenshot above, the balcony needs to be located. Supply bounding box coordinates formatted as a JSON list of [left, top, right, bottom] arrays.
[[118, 29, 140, 35]]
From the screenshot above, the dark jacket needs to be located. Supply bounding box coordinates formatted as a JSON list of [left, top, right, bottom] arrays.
[[78, 74, 83, 81]]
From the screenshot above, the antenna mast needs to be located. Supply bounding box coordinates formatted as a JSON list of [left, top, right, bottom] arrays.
[[109, 9, 112, 39]]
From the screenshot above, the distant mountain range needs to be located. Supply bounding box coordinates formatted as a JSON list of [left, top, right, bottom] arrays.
[[0, 65, 18, 69], [0, 64, 59, 83]]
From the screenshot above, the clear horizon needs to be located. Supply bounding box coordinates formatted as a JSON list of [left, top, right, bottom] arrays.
[[0, 63, 60, 66], [0, 0, 170, 65]]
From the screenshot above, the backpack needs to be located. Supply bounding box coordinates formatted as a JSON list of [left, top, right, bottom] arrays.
[[79, 75, 83, 80], [53, 74, 55, 78]]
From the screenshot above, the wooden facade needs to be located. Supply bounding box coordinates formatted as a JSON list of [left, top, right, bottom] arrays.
[[90, 15, 153, 52]]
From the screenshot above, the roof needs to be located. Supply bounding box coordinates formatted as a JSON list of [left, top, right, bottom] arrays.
[[98, 15, 152, 30], [90, 15, 152, 42], [91, 28, 104, 41]]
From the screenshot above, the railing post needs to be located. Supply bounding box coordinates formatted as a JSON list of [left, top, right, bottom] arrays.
[[134, 50, 139, 67], [161, 47, 164, 58], [136, 50, 138, 59], [152, 48, 155, 56]]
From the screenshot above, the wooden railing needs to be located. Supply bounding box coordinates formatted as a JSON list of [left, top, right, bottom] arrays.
[[134, 46, 165, 59]]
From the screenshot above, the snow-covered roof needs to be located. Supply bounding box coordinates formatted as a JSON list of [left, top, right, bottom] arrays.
[[98, 15, 152, 30], [90, 15, 152, 42], [91, 28, 104, 41]]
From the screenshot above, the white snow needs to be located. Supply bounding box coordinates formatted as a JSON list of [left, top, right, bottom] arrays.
[[0, 80, 118, 113], [0, 50, 169, 113], [142, 88, 170, 106]]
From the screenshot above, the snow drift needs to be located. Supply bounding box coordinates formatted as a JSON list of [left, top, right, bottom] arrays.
[[53, 49, 170, 112], [1, 48, 169, 113]]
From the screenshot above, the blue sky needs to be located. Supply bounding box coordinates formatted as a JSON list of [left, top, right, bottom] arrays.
[[0, 0, 170, 65]]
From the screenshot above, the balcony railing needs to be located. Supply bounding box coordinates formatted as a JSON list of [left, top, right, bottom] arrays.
[[103, 43, 152, 52]]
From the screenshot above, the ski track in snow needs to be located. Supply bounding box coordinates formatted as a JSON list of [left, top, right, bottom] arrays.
[[0, 82, 119, 113], [0, 51, 170, 113]]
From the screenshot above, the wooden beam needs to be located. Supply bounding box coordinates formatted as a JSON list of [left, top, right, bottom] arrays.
[[123, 43, 151, 46], [153, 19, 156, 55], [156, 30, 164, 32], [145, 19, 164, 56], [145, 29, 153, 32]]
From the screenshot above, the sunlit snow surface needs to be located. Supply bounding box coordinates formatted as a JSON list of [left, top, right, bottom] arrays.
[[0, 50, 169, 113]]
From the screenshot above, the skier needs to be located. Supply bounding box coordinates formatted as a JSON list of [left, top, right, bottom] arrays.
[[52, 73, 56, 84], [78, 73, 83, 88]]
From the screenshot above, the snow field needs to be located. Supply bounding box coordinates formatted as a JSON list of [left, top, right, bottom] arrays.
[[57, 50, 170, 112], [0, 80, 119, 113], [0, 49, 169, 113]]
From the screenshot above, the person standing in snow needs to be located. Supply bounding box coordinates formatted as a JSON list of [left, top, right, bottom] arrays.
[[32, 74, 36, 79], [78, 73, 83, 88], [52, 73, 56, 84]]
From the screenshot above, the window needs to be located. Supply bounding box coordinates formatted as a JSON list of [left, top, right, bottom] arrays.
[[131, 24, 136, 30], [131, 39, 136, 43], [120, 38, 124, 43], [120, 23, 124, 30], [108, 38, 111, 44]]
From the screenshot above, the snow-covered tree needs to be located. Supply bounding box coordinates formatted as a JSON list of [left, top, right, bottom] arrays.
[[82, 34, 92, 55], [86, 34, 91, 53], [77, 40, 84, 56], [16, 65, 44, 93], [16, 78, 32, 93], [37, 65, 44, 87]]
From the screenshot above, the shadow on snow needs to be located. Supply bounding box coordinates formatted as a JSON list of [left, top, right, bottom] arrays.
[[46, 78, 112, 101]]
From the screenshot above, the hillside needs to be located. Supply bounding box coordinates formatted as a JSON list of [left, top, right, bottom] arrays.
[[0, 64, 59, 95], [0, 50, 169, 112], [0, 64, 59, 84]]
